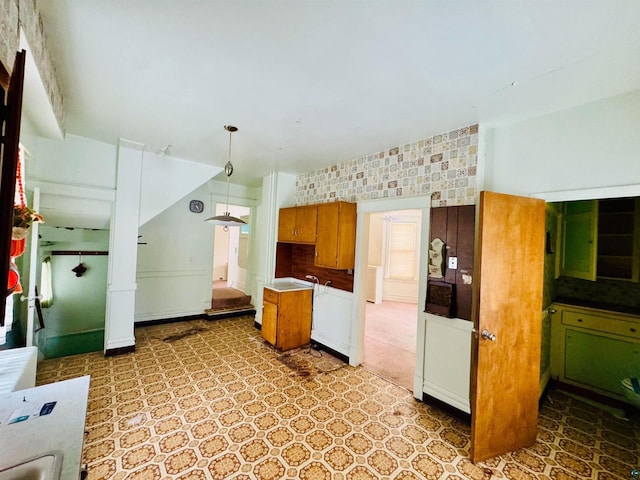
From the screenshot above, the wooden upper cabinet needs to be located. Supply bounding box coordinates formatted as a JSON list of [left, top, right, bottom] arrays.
[[315, 201, 357, 270], [278, 205, 317, 244]]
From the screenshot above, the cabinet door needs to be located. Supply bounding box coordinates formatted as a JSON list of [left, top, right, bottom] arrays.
[[315, 203, 340, 268], [562, 200, 597, 280], [565, 328, 640, 394], [278, 207, 297, 242], [294, 205, 317, 243], [262, 301, 278, 346]]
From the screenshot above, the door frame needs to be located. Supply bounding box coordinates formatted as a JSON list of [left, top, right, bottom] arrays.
[[350, 196, 430, 399]]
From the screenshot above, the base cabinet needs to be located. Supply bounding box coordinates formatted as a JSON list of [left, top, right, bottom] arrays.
[[262, 287, 312, 351], [550, 302, 640, 400]]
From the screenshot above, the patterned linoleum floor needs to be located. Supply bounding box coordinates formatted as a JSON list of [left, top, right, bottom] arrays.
[[36, 316, 639, 479]]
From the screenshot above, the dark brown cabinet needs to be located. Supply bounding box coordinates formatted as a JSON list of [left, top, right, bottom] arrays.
[[426, 205, 475, 320]]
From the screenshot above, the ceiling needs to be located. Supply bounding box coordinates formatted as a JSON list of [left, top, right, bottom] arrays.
[[37, 1, 640, 187]]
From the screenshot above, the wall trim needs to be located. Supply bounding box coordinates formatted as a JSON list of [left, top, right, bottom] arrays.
[[531, 184, 640, 202], [134, 314, 207, 327], [137, 270, 209, 279], [105, 345, 135, 357]]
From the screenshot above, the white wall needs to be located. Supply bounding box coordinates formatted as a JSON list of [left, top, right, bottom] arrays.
[[28, 134, 117, 189], [484, 89, 640, 195], [254, 172, 296, 325], [136, 183, 216, 322]]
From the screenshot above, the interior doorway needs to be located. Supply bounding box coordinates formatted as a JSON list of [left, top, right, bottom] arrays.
[[208, 202, 254, 317], [362, 210, 421, 390], [212, 203, 251, 291]]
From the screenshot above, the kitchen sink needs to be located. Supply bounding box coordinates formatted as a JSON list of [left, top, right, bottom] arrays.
[[0, 451, 63, 480]]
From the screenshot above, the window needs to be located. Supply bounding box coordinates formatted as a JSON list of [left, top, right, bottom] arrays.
[[386, 222, 418, 280]]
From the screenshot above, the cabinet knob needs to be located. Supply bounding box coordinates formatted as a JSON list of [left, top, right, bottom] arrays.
[[577, 318, 583, 322], [631, 328, 636, 333]]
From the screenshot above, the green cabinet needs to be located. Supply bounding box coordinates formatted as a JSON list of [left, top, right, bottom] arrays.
[[561, 197, 640, 282], [565, 329, 639, 395], [550, 303, 640, 401], [561, 200, 598, 280]]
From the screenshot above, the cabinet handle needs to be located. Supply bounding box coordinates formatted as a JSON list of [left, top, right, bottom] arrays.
[[577, 318, 583, 322]]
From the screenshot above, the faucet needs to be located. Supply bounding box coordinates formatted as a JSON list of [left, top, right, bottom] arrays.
[[305, 275, 319, 285]]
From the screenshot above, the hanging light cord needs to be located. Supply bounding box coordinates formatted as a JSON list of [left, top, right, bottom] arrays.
[[224, 129, 233, 216]]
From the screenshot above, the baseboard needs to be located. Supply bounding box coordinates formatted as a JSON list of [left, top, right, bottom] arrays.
[[45, 330, 105, 359], [105, 345, 135, 357], [309, 339, 349, 364], [422, 392, 471, 424], [539, 367, 551, 399], [553, 380, 630, 410], [205, 308, 256, 320], [134, 314, 206, 328]]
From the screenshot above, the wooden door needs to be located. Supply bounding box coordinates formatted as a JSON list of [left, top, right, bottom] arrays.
[[470, 191, 545, 462], [0, 50, 25, 326]]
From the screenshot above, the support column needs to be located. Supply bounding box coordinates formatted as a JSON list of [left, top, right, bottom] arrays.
[[104, 140, 144, 354]]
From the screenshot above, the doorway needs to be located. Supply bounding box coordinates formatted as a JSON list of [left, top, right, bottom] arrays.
[[362, 210, 421, 390], [209, 203, 254, 316], [212, 203, 250, 291]]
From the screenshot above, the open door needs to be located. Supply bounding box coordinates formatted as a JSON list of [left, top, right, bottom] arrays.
[[0, 50, 26, 327], [470, 191, 545, 462]]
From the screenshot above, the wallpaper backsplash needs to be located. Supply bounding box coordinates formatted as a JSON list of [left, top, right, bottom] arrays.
[[296, 124, 478, 207], [557, 276, 640, 310], [0, 0, 65, 128]]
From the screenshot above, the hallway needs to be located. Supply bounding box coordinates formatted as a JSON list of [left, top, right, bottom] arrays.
[[363, 300, 417, 390]]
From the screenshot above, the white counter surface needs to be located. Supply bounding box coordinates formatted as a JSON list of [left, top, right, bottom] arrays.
[[264, 278, 313, 292], [0, 375, 90, 479]]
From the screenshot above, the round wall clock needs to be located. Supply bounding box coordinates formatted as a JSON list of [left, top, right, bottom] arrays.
[[189, 199, 204, 213]]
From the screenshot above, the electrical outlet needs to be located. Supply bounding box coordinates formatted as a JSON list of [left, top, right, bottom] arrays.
[[448, 256, 458, 269]]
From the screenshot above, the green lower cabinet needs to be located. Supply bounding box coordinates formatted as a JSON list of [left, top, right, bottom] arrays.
[[564, 329, 640, 395], [550, 303, 640, 402]]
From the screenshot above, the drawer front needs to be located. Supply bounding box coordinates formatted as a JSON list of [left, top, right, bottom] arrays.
[[263, 288, 279, 305], [562, 310, 640, 340]]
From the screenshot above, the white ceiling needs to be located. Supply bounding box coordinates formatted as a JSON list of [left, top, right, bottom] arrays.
[[37, 1, 640, 187]]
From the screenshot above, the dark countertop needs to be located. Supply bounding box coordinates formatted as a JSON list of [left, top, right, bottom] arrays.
[[553, 297, 640, 317]]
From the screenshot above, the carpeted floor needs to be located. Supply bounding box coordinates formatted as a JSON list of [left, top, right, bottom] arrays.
[[36, 316, 639, 479]]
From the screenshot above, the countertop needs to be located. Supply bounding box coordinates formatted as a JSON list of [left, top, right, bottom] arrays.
[[553, 297, 640, 318], [0, 375, 90, 479], [264, 278, 313, 292]]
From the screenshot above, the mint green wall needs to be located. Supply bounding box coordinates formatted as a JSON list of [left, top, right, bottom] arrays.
[[39, 228, 109, 357]]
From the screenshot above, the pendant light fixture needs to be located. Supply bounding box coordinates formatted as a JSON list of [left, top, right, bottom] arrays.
[[205, 125, 247, 228]]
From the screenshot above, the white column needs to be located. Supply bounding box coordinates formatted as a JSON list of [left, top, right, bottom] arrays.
[[104, 141, 144, 352]]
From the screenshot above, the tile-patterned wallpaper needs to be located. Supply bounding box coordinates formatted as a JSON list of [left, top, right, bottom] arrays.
[[0, 0, 65, 128], [296, 124, 478, 207], [557, 276, 640, 310]]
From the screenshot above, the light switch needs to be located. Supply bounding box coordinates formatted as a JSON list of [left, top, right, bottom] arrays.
[[448, 256, 458, 269]]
